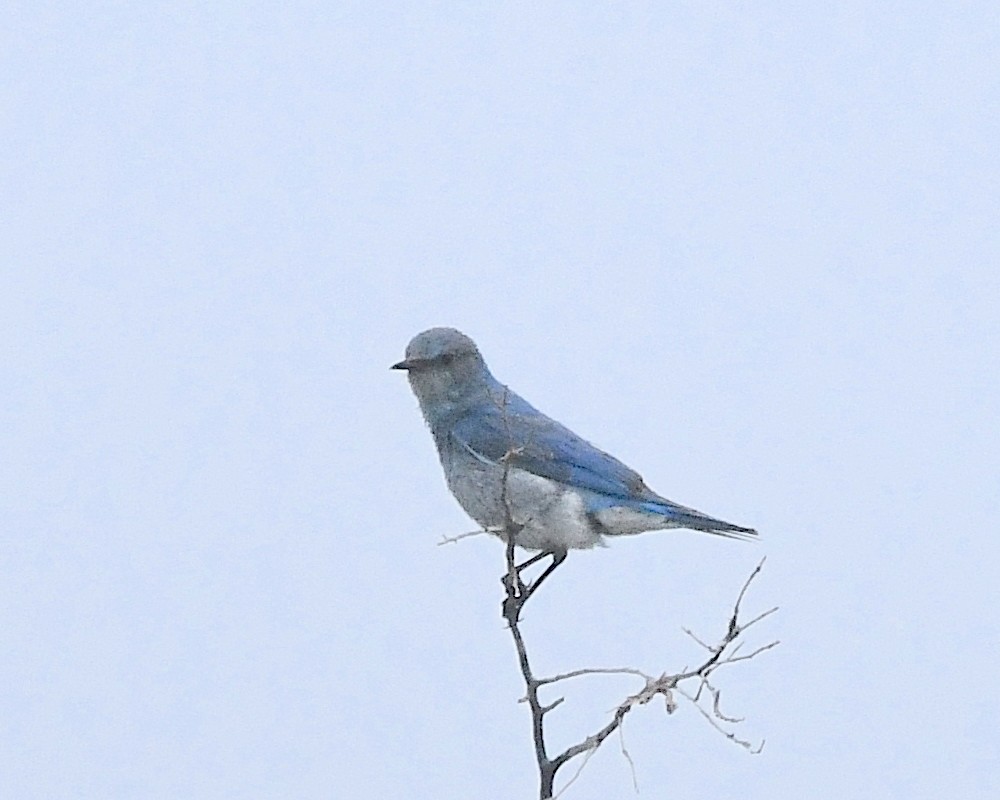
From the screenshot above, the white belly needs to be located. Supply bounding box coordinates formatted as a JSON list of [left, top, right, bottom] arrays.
[[505, 469, 605, 551]]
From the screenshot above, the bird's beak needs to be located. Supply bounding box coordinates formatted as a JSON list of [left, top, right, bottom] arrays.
[[390, 359, 412, 371]]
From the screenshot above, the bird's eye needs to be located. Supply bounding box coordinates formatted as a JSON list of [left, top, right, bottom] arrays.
[[439, 353, 456, 364]]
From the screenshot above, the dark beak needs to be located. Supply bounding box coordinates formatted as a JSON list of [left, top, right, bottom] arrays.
[[390, 359, 412, 371]]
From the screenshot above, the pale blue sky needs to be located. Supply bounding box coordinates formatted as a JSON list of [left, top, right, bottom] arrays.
[[2, 3, 998, 798]]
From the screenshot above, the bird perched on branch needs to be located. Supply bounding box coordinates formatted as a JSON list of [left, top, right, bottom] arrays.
[[393, 327, 756, 597]]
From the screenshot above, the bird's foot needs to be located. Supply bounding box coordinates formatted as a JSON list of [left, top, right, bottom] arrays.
[[502, 594, 522, 625], [500, 570, 533, 623]]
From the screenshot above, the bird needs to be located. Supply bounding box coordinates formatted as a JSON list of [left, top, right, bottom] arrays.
[[392, 327, 756, 601]]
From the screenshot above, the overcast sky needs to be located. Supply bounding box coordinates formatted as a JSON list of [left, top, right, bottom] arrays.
[[3, 3, 998, 798]]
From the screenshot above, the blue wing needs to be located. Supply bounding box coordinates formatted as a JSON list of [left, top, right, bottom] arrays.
[[449, 390, 649, 498], [449, 387, 756, 537]]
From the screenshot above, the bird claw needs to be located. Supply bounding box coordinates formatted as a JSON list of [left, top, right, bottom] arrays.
[[501, 571, 532, 622], [502, 594, 522, 624], [501, 570, 528, 596]]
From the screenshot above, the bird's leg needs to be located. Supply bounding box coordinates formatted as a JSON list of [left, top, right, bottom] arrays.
[[500, 550, 567, 621], [515, 550, 551, 577], [501, 550, 547, 596], [501, 550, 550, 594], [519, 551, 567, 602]]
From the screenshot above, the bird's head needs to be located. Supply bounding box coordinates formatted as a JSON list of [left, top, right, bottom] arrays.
[[392, 328, 492, 422]]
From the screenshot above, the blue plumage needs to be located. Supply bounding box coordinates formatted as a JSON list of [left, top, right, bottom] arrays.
[[394, 328, 756, 556]]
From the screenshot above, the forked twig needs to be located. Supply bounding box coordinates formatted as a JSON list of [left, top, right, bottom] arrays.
[[485, 391, 777, 798], [500, 551, 776, 798]]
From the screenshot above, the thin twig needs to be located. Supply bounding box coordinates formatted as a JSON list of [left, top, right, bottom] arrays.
[[717, 639, 781, 666], [537, 667, 652, 686], [742, 606, 780, 629], [437, 529, 491, 545], [497, 388, 561, 797], [552, 745, 598, 799], [539, 698, 565, 714], [674, 685, 761, 751], [541, 558, 775, 793], [618, 724, 639, 793], [705, 679, 744, 724], [492, 386, 775, 797], [682, 627, 715, 651]]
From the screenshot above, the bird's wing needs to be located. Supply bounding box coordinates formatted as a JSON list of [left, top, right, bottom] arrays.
[[449, 390, 758, 538], [449, 392, 659, 503]]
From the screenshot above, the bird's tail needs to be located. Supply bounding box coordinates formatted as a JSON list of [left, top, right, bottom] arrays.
[[649, 501, 758, 541]]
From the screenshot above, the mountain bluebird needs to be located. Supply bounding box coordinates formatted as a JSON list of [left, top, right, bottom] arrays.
[[393, 327, 756, 594]]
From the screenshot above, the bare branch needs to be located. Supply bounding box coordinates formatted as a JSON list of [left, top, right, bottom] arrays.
[[675, 685, 761, 752], [618, 724, 639, 793], [542, 559, 775, 794], [705, 679, 745, 724], [733, 557, 766, 617], [742, 605, 780, 630], [539, 697, 565, 715], [717, 639, 781, 666], [489, 388, 775, 797], [682, 627, 715, 651], [552, 746, 598, 800], [437, 529, 491, 545], [537, 667, 652, 687]]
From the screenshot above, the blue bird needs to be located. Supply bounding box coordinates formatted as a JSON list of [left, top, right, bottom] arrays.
[[393, 328, 756, 596]]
